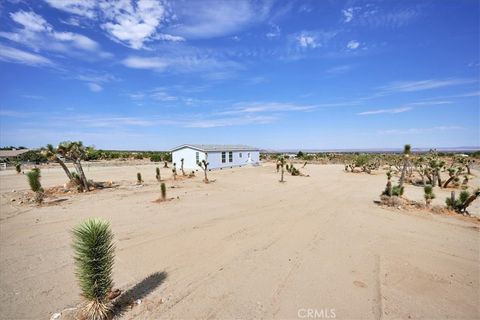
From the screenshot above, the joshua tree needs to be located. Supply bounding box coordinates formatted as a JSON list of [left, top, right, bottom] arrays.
[[443, 166, 464, 188], [276, 161, 280, 173], [382, 171, 393, 196], [197, 160, 209, 183], [446, 189, 480, 214], [137, 172, 143, 185], [42, 144, 74, 182], [424, 185, 435, 206], [27, 168, 44, 203], [278, 157, 286, 182], [172, 163, 177, 180], [160, 182, 166, 200], [72, 219, 115, 320], [180, 158, 186, 176], [155, 167, 161, 182], [15, 162, 21, 174], [399, 144, 411, 188], [57, 141, 90, 192]]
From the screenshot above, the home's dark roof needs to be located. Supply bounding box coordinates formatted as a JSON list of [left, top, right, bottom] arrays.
[[0, 149, 30, 158], [171, 144, 259, 152]]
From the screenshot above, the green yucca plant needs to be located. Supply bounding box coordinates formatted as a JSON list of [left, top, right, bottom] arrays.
[[27, 168, 43, 203], [15, 163, 21, 174], [156, 167, 161, 181], [424, 184, 435, 206], [72, 219, 115, 320], [160, 182, 166, 200], [391, 185, 404, 197], [137, 172, 143, 184]]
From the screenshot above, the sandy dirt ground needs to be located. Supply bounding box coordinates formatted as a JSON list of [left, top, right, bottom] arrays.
[[0, 163, 479, 320]]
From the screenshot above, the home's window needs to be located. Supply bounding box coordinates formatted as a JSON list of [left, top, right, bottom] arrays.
[[221, 152, 226, 163], [239, 153, 242, 158], [196, 152, 199, 163], [229, 151, 233, 162]]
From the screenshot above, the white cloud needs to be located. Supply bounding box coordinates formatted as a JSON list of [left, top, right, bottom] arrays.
[[166, 1, 272, 39], [10, 10, 51, 32], [341, 4, 420, 28], [379, 126, 464, 135], [1, 10, 108, 59], [44, 0, 97, 19], [347, 40, 360, 50], [326, 65, 351, 75], [379, 79, 477, 93], [342, 8, 354, 22], [358, 107, 412, 115], [266, 24, 281, 38], [0, 44, 53, 66], [221, 102, 317, 115], [99, 0, 166, 49], [297, 34, 317, 48], [87, 83, 103, 92], [122, 51, 242, 76], [122, 56, 169, 71]]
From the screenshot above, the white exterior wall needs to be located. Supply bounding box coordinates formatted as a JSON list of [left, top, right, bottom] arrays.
[[172, 148, 206, 170], [172, 147, 260, 170]]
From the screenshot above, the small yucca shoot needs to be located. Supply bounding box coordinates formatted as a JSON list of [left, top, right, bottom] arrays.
[[137, 172, 143, 184], [27, 168, 43, 203], [156, 167, 161, 181], [72, 219, 115, 320], [15, 163, 21, 174], [423, 184, 435, 206], [160, 182, 166, 200]]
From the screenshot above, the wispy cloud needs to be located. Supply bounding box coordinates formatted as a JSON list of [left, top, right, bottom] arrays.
[[221, 102, 318, 115], [326, 65, 352, 75], [0, 44, 54, 67], [379, 78, 477, 93], [166, 1, 272, 39], [379, 126, 465, 135], [121, 50, 242, 77], [358, 100, 452, 115], [87, 83, 103, 92], [342, 4, 420, 28], [0, 10, 110, 59], [358, 107, 412, 115]]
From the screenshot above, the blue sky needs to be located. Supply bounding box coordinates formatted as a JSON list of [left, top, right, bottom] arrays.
[[0, 0, 478, 150]]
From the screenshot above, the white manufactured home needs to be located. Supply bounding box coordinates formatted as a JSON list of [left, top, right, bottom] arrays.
[[171, 144, 260, 170]]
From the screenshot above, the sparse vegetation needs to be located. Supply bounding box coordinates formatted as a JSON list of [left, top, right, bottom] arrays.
[[278, 157, 286, 182], [423, 185, 435, 206], [15, 163, 21, 174], [72, 219, 115, 320], [399, 144, 411, 188], [180, 158, 186, 176], [172, 163, 177, 180], [197, 160, 209, 183], [137, 172, 143, 184], [160, 182, 166, 200], [26, 168, 44, 203], [156, 167, 161, 182], [446, 189, 480, 214]]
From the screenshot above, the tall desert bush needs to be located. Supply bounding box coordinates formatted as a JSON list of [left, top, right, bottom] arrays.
[[424, 185, 435, 206], [72, 219, 115, 320], [160, 182, 166, 200], [27, 168, 43, 203]]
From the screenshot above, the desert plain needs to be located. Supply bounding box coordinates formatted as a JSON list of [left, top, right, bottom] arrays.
[[0, 162, 479, 319]]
